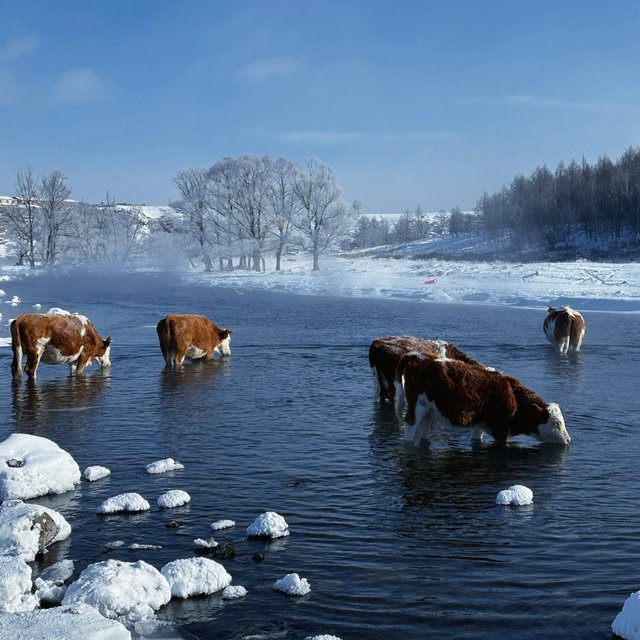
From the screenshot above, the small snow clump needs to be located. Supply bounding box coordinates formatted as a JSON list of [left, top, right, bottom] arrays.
[[273, 573, 311, 596], [496, 485, 534, 506], [145, 458, 184, 474], [62, 559, 171, 623], [97, 492, 150, 514], [161, 557, 232, 598], [246, 511, 289, 539], [157, 489, 190, 508], [210, 519, 235, 530], [194, 537, 218, 549], [304, 636, 343, 640], [84, 465, 111, 481], [0, 433, 81, 500], [222, 585, 247, 599]]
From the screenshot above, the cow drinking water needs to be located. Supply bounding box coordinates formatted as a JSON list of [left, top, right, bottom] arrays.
[[11, 312, 112, 381], [156, 314, 231, 367]]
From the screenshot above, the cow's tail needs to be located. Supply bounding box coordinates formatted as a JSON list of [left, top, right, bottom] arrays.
[[156, 318, 173, 366], [10, 318, 23, 379]]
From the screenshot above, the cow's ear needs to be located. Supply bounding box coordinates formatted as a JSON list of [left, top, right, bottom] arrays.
[[547, 306, 553, 312], [104, 336, 112, 347]]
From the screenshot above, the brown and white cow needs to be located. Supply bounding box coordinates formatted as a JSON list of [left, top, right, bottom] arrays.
[[11, 312, 112, 381], [398, 354, 571, 446], [156, 314, 231, 367], [368, 335, 479, 406], [543, 306, 586, 354]]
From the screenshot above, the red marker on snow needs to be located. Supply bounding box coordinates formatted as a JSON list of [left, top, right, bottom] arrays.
[[424, 278, 437, 285]]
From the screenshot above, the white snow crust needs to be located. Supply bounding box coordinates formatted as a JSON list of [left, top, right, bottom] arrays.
[[145, 458, 184, 474], [84, 465, 111, 481], [496, 485, 534, 506], [222, 585, 247, 599], [96, 493, 150, 514], [273, 572, 311, 596], [62, 559, 171, 623], [0, 434, 81, 500], [0, 555, 36, 612], [160, 557, 232, 598], [210, 519, 235, 530], [246, 511, 290, 538], [157, 489, 190, 508]]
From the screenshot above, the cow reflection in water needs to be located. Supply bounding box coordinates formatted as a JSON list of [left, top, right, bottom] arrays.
[[11, 370, 111, 429], [159, 357, 229, 395]]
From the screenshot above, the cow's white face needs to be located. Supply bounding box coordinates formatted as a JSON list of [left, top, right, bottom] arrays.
[[537, 403, 571, 444], [96, 345, 111, 368], [219, 334, 231, 357]]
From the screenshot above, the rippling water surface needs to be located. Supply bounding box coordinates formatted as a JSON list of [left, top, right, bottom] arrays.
[[1, 271, 639, 639]]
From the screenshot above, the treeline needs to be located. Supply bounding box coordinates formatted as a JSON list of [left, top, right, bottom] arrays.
[[0, 156, 357, 271], [350, 205, 475, 249], [477, 146, 640, 251]]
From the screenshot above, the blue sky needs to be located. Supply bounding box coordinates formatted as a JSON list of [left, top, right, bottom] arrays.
[[1, 1, 639, 212]]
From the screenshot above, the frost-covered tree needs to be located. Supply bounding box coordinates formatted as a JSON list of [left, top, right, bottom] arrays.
[[291, 157, 352, 270], [37, 170, 72, 265], [268, 157, 298, 271]]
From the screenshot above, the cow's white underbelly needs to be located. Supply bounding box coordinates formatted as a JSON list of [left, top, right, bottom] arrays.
[[185, 346, 207, 359], [41, 343, 83, 365]]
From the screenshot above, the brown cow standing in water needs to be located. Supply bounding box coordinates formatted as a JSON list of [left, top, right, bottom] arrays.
[[397, 353, 571, 447], [156, 314, 231, 367], [11, 312, 112, 381], [543, 306, 586, 355]]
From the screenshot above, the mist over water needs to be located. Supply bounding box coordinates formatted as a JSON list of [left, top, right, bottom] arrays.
[[1, 272, 639, 639]]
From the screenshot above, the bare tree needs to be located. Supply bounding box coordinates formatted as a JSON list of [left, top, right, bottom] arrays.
[[268, 157, 298, 271], [37, 170, 72, 265], [291, 157, 352, 270], [2, 166, 41, 267], [171, 168, 215, 271]]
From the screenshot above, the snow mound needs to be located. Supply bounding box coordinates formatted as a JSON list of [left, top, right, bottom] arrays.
[[145, 458, 184, 474], [84, 466, 111, 482], [613, 591, 640, 639], [0, 499, 71, 561], [222, 585, 247, 599], [0, 603, 132, 639], [157, 490, 190, 508], [273, 573, 310, 596], [246, 511, 290, 539], [0, 433, 81, 500], [97, 493, 150, 514], [160, 557, 232, 598], [210, 519, 235, 530], [0, 555, 37, 612], [62, 559, 171, 623], [496, 485, 534, 506]]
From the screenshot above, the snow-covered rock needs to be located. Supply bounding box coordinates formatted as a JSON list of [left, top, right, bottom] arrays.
[[160, 557, 231, 598], [194, 537, 218, 549], [0, 499, 71, 561], [62, 559, 171, 623], [246, 512, 289, 539], [613, 590, 640, 639], [0, 434, 81, 500], [157, 490, 190, 508], [222, 585, 247, 599], [145, 458, 184, 474], [496, 485, 534, 506], [0, 555, 37, 612], [0, 603, 132, 639], [84, 466, 111, 482], [96, 493, 150, 514], [273, 572, 310, 596], [210, 519, 235, 530]]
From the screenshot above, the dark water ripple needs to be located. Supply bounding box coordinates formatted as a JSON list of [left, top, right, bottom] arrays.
[[0, 272, 639, 638]]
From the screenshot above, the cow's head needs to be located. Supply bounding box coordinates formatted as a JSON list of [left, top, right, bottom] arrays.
[[95, 336, 112, 368], [218, 329, 231, 357], [537, 403, 571, 444]]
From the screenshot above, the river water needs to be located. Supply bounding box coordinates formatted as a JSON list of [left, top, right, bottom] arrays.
[[1, 271, 639, 639]]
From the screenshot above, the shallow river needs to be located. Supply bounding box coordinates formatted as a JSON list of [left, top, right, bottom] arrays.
[[1, 271, 639, 639]]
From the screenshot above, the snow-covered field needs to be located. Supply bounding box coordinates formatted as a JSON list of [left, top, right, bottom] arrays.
[[184, 254, 640, 313]]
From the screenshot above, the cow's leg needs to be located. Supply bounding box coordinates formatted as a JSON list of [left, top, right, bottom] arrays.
[[75, 354, 91, 374], [394, 380, 405, 421], [371, 367, 382, 401], [24, 352, 40, 381], [412, 393, 432, 445], [175, 349, 187, 366], [11, 344, 23, 380]]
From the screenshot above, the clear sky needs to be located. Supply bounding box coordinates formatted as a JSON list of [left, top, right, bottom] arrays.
[[1, 1, 639, 212]]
